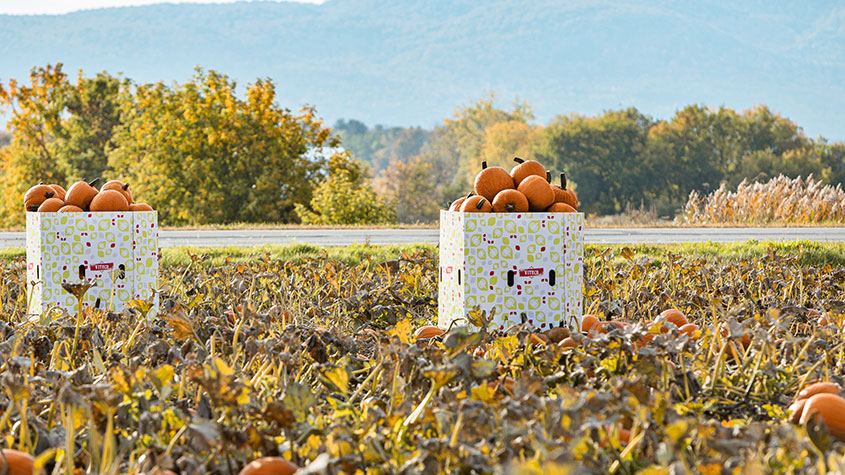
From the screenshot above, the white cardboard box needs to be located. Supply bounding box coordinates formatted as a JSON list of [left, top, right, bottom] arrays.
[[26, 211, 159, 315], [438, 210, 584, 331]]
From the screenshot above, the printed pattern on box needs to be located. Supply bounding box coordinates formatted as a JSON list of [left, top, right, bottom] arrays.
[[438, 210, 583, 331], [26, 211, 159, 315]]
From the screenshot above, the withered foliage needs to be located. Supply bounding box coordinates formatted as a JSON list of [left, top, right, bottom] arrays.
[[0, 247, 843, 473]]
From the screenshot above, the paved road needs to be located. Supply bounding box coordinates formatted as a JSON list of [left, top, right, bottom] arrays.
[[1, 227, 843, 248]]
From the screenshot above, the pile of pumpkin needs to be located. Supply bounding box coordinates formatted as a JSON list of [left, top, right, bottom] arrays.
[[448, 158, 579, 213], [24, 179, 153, 213]]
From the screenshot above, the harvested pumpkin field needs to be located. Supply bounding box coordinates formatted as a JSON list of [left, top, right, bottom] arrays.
[[1, 243, 845, 473]]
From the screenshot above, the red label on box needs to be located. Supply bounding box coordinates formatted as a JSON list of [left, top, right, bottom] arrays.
[[445, 266, 453, 274], [89, 263, 114, 271], [519, 268, 543, 277]]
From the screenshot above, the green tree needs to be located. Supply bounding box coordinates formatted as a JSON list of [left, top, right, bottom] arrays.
[[109, 69, 335, 225], [538, 108, 653, 215], [295, 154, 396, 225]]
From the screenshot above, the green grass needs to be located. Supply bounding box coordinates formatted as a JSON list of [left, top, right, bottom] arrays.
[[4, 239, 845, 267]]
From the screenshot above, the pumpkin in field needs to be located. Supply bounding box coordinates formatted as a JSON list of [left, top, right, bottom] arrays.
[[65, 179, 101, 210], [129, 203, 154, 212], [37, 198, 65, 212], [510, 157, 546, 186], [678, 323, 699, 339], [545, 202, 576, 213], [581, 314, 600, 333], [58, 205, 83, 212], [0, 449, 41, 475], [101, 180, 134, 204], [48, 184, 67, 201], [517, 175, 555, 211], [460, 195, 492, 213], [799, 392, 845, 441], [474, 161, 514, 201], [491, 189, 529, 213], [655, 309, 688, 332], [89, 190, 130, 212], [789, 382, 843, 424], [543, 326, 570, 343], [414, 325, 444, 340], [24, 184, 55, 211], [552, 173, 579, 209], [238, 457, 298, 475]]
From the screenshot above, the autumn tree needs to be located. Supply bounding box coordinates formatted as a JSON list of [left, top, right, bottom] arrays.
[[295, 154, 395, 225], [109, 69, 335, 225], [375, 156, 441, 224]]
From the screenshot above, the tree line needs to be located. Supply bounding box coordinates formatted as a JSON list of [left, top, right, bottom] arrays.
[[2, 64, 843, 226], [339, 99, 845, 221]]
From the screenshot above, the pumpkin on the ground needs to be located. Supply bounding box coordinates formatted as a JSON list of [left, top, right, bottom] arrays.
[[491, 189, 529, 212], [65, 179, 101, 210], [89, 190, 130, 212], [0, 449, 41, 475], [517, 175, 555, 211], [460, 196, 492, 213], [238, 457, 299, 475], [24, 184, 55, 211], [474, 161, 514, 201], [414, 325, 445, 339], [510, 157, 546, 186], [799, 393, 845, 440], [37, 198, 65, 212]]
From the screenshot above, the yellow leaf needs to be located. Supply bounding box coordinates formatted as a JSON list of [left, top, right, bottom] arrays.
[[387, 319, 412, 344]]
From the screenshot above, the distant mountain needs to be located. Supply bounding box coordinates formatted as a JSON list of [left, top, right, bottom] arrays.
[[1, 0, 843, 139]]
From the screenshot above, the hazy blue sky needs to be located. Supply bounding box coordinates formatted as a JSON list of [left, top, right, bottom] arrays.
[[1, 0, 322, 15]]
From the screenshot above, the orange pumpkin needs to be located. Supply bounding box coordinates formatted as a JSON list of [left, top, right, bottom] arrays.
[[101, 180, 134, 204], [559, 337, 578, 348], [238, 457, 299, 475], [799, 393, 845, 440], [24, 184, 55, 211], [449, 194, 470, 212], [660, 309, 687, 326], [65, 179, 101, 210], [510, 157, 546, 186], [491, 189, 529, 213], [552, 173, 579, 209], [517, 175, 555, 211], [581, 314, 599, 333], [0, 449, 41, 475], [37, 197, 65, 212], [414, 325, 444, 340], [460, 196, 492, 213], [58, 205, 83, 212], [797, 382, 842, 401], [474, 161, 514, 201], [48, 184, 67, 201], [678, 323, 699, 339], [89, 190, 130, 212], [545, 202, 576, 213], [129, 203, 154, 212]]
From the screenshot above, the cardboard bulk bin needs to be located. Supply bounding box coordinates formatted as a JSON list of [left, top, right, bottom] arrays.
[[438, 210, 584, 331], [26, 211, 159, 315]]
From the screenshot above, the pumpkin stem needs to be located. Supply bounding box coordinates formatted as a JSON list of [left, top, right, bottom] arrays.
[[44, 191, 55, 199], [475, 198, 486, 210], [88, 178, 101, 187], [27, 205, 39, 212], [122, 183, 130, 191], [505, 203, 515, 212], [465, 192, 474, 199], [546, 171, 551, 182], [513, 157, 525, 164], [481, 161, 488, 169], [560, 173, 567, 190]]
